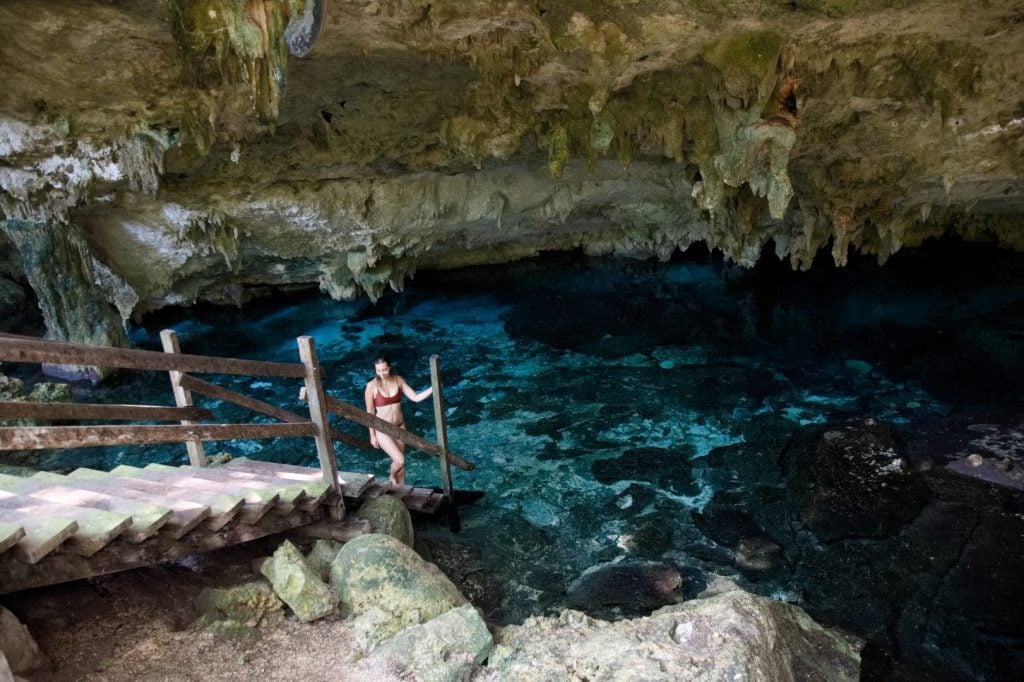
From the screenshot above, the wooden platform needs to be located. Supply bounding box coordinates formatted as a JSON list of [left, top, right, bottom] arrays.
[[0, 458, 445, 594]]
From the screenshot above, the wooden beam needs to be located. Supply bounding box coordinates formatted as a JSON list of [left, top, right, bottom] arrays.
[[429, 354, 459, 532], [160, 330, 206, 466], [297, 337, 340, 494], [320, 394, 475, 471], [0, 507, 325, 594], [0, 333, 305, 378], [180, 375, 370, 452], [0, 422, 316, 450], [0, 401, 213, 422]]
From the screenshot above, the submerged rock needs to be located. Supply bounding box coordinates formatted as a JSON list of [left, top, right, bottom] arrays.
[[566, 561, 683, 619], [485, 584, 863, 681], [592, 447, 700, 497], [783, 420, 929, 541]]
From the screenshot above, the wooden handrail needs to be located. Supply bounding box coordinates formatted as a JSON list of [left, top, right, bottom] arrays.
[[319, 394, 475, 471], [0, 401, 213, 422], [180, 375, 372, 452], [0, 423, 316, 450], [0, 334, 305, 378]]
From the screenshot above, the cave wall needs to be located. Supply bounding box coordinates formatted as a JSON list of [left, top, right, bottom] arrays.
[[1, 0, 1022, 344]]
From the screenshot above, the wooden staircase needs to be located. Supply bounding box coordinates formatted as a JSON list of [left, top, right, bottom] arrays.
[[0, 458, 445, 594]]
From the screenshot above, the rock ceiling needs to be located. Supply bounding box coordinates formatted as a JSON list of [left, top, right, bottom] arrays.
[[0, 0, 1022, 348]]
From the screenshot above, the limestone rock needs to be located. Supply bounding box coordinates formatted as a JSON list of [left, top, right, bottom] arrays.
[[351, 604, 492, 681], [353, 494, 414, 547], [330, 534, 467, 649], [3, 1, 1024, 334], [305, 538, 345, 581], [259, 540, 337, 623], [484, 586, 863, 681], [194, 581, 284, 636], [0, 606, 45, 674]]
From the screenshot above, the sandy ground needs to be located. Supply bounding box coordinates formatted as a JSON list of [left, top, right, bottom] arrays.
[[4, 539, 372, 681]]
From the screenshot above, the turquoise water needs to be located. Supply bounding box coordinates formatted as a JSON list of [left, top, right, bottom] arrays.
[[16, 244, 1024, 679]]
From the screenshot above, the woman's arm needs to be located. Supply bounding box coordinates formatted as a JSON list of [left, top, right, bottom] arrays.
[[399, 376, 433, 403], [364, 382, 378, 447]]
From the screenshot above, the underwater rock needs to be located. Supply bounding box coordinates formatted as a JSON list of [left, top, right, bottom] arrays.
[[486, 585, 862, 681], [783, 420, 929, 541], [692, 507, 787, 581], [566, 561, 683, 618], [592, 447, 700, 497]]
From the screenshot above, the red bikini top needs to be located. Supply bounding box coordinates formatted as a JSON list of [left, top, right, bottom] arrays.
[[373, 383, 401, 407]]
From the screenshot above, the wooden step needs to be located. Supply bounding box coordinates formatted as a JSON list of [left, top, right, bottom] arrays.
[[171, 464, 310, 514], [361, 480, 387, 499], [387, 484, 414, 500], [32, 472, 210, 539], [0, 473, 170, 542], [214, 458, 332, 513], [403, 487, 434, 512], [0, 521, 26, 555], [71, 468, 242, 531], [0, 509, 78, 563], [141, 464, 281, 522], [420, 492, 445, 515], [0, 490, 130, 557], [292, 517, 371, 543], [224, 457, 371, 498]]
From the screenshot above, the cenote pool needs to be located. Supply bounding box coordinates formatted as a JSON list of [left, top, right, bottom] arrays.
[[16, 242, 1024, 680]]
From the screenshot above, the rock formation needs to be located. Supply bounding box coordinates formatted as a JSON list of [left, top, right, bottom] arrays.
[[1, 0, 1022, 348]]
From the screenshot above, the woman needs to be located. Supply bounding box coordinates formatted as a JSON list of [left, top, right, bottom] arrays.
[[364, 354, 433, 486]]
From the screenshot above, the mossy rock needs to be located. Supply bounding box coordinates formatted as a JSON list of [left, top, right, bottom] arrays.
[[194, 581, 284, 632], [353, 494, 414, 547], [259, 540, 337, 622], [330, 534, 467, 648]]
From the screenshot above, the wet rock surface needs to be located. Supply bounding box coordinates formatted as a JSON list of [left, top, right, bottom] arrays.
[[694, 417, 1024, 680]]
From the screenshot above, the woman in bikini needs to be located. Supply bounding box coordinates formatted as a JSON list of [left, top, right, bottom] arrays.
[[364, 354, 433, 486]]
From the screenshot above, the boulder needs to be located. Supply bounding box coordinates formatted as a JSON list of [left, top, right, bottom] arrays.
[[353, 495, 414, 546], [350, 604, 492, 680], [485, 585, 863, 681], [566, 561, 682, 618], [305, 539, 345, 581], [194, 581, 284, 637], [784, 421, 929, 541], [259, 540, 337, 622], [0, 606, 45, 674], [330, 534, 467, 649]]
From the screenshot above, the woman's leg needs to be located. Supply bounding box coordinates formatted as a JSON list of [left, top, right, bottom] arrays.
[[376, 432, 406, 485]]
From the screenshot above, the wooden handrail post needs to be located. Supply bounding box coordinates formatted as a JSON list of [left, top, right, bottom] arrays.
[[429, 354, 459, 532], [297, 336, 340, 495], [160, 330, 207, 467]]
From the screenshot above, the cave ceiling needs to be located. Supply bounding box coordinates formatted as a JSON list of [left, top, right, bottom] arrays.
[[0, 0, 1023, 346]]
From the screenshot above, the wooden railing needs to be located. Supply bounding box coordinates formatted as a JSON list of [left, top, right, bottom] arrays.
[[0, 332, 475, 498]]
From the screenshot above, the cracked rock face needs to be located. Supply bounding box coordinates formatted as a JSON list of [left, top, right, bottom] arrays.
[[1, 0, 1023, 346]]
